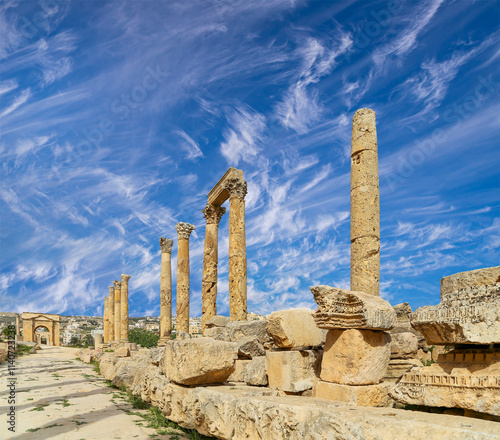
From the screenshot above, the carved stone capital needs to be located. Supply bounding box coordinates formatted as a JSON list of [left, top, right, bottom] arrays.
[[121, 274, 131, 283], [202, 204, 226, 225], [160, 237, 174, 253], [108, 286, 114, 295], [224, 177, 247, 200], [113, 280, 122, 290], [176, 222, 196, 240]]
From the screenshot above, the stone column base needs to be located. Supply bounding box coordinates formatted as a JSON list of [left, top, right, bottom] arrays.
[[313, 379, 394, 407]]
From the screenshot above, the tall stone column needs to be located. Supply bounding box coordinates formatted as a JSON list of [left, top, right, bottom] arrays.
[[176, 222, 196, 334], [201, 204, 226, 332], [225, 178, 248, 321], [351, 108, 380, 296], [108, 286, 115, 341], [15, 314, 20, 338], [114, 280, 122, 342], [159, 237, 173, 345], [103, 297, 109, 343], [120, 274, 131, 342]]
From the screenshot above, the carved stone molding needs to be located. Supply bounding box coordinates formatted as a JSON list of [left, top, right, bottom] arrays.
[[160, 237, 174, 253], [176, 222, 196, 240], [108, 286, 114, 295], [202, 204, 226, 225], [121, 274, 131, 283], [224, 177, 247, 200], [113, 280, 122, 290]]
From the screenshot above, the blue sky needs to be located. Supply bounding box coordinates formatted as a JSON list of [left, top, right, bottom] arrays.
[[0, 0, 499, 318]]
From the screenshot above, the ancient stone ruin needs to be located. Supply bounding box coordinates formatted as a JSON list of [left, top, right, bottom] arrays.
[[80, 108, 499, 439]]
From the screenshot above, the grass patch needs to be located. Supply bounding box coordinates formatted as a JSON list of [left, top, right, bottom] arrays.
[[46, 423, 64, 429], [52, 373, 63, 378], [26, 428, 41, 432], [90, 360, 100, 374], [75, 420, 87, 425], [30, 403, 49, 411], [16, 344, 33, 356]]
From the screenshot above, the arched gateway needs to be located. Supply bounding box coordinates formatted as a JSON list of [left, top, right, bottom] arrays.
[[21, 313, 61, 346]]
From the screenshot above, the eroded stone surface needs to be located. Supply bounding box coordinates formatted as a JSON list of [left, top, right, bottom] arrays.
[[176, 222, 195, 333], [391, 332, 418, 359], [159, 237, 173, 343], [267, 308, 326, 348], [311, 286, 396, 330], [320, 329, 391, 385], [160, 338, 238, 385], [266, 350, 321, 393], [244, 356, 268, 386], [313, 379, 393, 407], [237, 336, 265, 358]]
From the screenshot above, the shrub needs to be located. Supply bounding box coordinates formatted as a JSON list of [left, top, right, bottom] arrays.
[[129, 328, 159, 348]]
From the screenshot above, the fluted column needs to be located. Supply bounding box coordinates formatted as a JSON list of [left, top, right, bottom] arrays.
[[113, 280, 122, 341], [159, 237, 173, 345], [225, 178, 248, 321], [120, 274, 130, 342], [176, 222, 196, 334], [108, 286, 115, 341], [103, 297, 109, 343], [350, 108, 380, 296], [201, 204, 226, 333]]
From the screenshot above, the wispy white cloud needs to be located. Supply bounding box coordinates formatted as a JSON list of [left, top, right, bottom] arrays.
[[0, 88, 30, 117], [175, 129, 204, 159]]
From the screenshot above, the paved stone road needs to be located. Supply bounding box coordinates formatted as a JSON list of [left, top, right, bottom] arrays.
[[1, 346, 187, 440]]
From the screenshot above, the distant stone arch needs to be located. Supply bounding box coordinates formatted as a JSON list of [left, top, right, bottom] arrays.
[[21, 313, 60, 346]]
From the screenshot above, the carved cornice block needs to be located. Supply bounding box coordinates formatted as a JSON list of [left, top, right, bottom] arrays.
[[310, 285, 396, 331]]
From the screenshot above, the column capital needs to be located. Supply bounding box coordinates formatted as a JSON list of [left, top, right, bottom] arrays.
[[202, 204, 226, 225], [160, 237, 174, 254], [121, 274, 131, 283], [224, 177, 247, 200], [113, 280, 122, 290], [176, 222, 196, 240], [108, 286, 114, 295]]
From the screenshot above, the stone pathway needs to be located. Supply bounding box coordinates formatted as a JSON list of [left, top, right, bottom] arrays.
[[1, 346, 188, 440]]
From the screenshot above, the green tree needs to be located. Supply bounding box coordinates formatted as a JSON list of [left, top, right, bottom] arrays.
[[129, 328, 159, 348], [69, 336, 80, 346], [83, 334, 94, 347]]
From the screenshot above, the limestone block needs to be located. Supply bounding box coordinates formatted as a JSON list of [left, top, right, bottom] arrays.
[[205, 326, 225, 339], [244, 356, 267, 386], [321, 329, 391, 385], [391, 349, 500, 416], [112, 357, 144, 389], [150, 347, 165, 366], [266, 309, 326, 348], [310, 286, 396, 330], [223, 320, 270, 345], [227, 359, 251, 382], [441, 266, 500, 298], [391, 332, 418, 359], [313, 379, 393, 407], [266, 350, 321, 393], [83, 354, 93, 363], [411, 268, 500, 344], [206, 315, 230, 328], [237, 336, 265, 359], [384, 359, 421, 382], [161, 338, 238, 385], [115, 346, 130, 357], [176, 331, 191, 340]]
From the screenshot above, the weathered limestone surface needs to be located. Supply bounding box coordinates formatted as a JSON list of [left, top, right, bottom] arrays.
[[201, 204, 226, 332], [320, 329, 391, 385], [391, 332, 418, 359], [266, 350, 321, 393], [120, 274, 130, 342], [160, 338, 238, 385], [350, 108, 380, 296], [206, 315, 231, 328], [103, 296, 109, 343], [108, 286, 115, 341], [311, 286, 396, 330], [411, 266, 500, 345], [95, 332, 103, 348], [113, 280, 122, 343], [267, 309, 326, 348], [159, 237, 173, 344], [217, 320, 270, 345], [176, 222, 196, 333], [226, 177, 248, 321], [391, 350, 500, 416], [237, 336, 265, 359], [228, 359, 251, 382], [313, 379, 393, 407], [385, 359, 421, 382], [244, 356, 268, 386]]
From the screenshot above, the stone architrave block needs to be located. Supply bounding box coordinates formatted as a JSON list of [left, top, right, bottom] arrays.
[[161, 338, 238, 385], [223, 320, 270, 345], [320, 329, 391, 385], [310, 285, 396, 330], [411, 267, 500, 345], [313, 379, 394, 407], [266, 350, 321, 393], [391, 332, 418, 359], [266, 309, 326, 348]]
